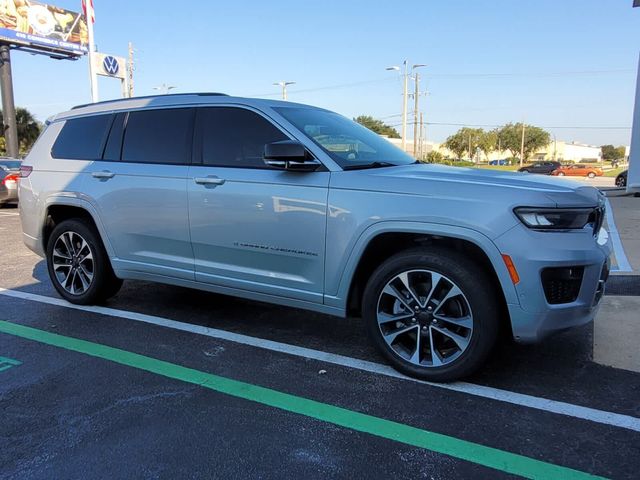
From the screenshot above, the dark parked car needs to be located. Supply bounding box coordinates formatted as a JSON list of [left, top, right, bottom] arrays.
[[0, 170, 19, 206], [615, 170, 627, 187], [518, 161, 561, 175], [0, 158, 21, 173]]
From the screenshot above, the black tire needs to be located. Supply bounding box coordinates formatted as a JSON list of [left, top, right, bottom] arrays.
[[587, 172, 596, 179], [362, 247, 500, 382], [615, 176, 626, 187], [46, 219, 122, 305], [521, 169, 530, 173]]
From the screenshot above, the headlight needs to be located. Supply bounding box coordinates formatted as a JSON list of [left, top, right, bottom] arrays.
[[514, 207, 595, 230]]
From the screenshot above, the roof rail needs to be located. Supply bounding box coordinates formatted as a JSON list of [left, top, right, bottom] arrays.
[[71, 92, 229, 110]]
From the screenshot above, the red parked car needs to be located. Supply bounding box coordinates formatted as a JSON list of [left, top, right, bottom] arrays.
[[551, 164, 603, 178]]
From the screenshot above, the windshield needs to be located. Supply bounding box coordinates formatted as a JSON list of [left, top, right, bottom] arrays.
[[274, 107, 415, 169]]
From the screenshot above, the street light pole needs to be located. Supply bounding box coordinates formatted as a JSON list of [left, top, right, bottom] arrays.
[[153, 83, 176, 95], [520, 123, 526, 167], [273, 81, 295, 100]]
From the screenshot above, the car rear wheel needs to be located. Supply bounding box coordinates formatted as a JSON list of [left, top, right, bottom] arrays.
[[557, 172, 565, 176], [46, 219, 122, 305], [587, 172, 596, 178], [616, 175, 626, 187], [362, 247, 500, 381]]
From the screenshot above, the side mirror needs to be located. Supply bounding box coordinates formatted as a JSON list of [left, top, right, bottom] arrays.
[[264, 140, 320, 172]]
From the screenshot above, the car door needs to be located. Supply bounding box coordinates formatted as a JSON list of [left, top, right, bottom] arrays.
[[84, 108, 195, 280], [187, 106, 329, 303]]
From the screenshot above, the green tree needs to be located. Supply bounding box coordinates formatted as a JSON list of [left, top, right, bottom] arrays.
[[496, 123, 550, 162], [354, 115, 400, 138], [444, 127, 484, 160], [477, 129, 498, 160], [424, 150, 446, 164], [601, 144, 626, 161], [0, 107, 42, 156]]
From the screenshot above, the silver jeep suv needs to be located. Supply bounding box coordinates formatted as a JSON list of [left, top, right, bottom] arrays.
[[19, 93, 611, 381]]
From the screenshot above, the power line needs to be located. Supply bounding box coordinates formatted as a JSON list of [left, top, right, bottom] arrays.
[[247, 68, 633, 98], [382, 121, 630, 130]]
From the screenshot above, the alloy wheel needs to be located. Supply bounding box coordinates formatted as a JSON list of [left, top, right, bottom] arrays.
[[52, 231, 95, 295], [376, 269, 474, 367]]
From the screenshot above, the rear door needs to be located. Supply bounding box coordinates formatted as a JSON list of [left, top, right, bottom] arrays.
[[187, 106, 329, 303], [83, 108, 195, 280]]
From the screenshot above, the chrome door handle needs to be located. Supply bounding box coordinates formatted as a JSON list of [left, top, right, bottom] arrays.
[[194, 176, 225, 186], [92, 171, 115, 179]]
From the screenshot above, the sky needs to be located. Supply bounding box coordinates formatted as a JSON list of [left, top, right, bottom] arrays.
[[9, 0, 640, 146]]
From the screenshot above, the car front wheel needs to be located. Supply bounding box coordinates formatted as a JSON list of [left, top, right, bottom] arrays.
[[557, 172, 565, 176], [46, 219, 122, 305], [587, 172, 596, 178], [362, 248, 500, 382]]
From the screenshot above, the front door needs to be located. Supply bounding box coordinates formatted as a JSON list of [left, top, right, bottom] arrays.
[[188, 106, 329, 303]]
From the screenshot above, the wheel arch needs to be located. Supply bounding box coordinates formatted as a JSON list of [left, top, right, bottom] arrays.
[[42, 197, 115, 259], [330, 222, 518, 324]]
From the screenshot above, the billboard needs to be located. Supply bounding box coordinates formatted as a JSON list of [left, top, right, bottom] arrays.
[[0, 1, 88, 57]]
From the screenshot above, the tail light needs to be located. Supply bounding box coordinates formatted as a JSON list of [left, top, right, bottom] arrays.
[[2, 173, 19, 186], [19, 165, 32, 178]]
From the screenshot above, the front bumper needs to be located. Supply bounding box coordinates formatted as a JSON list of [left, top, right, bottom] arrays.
[[495, 223, 611, 343]]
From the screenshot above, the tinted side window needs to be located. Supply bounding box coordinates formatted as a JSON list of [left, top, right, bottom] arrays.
[[198, 107, 288, 168], [122, 108, 193, 164], [102, 112, 127, 161], [51, 114, 113, 160]]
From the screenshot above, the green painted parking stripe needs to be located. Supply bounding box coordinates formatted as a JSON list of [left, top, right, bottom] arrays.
[[0, 320, 605, 480], [0, 355, 22, 372]]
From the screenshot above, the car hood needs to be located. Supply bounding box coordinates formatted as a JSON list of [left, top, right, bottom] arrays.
[[331, 163, 602, 207]]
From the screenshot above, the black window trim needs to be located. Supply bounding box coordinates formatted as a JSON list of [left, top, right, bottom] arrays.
[[100, 111, 127, 162], [192, 104, 321, 170]]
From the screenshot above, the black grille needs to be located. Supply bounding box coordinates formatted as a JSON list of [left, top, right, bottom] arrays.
[[541, 266, 585, 304]]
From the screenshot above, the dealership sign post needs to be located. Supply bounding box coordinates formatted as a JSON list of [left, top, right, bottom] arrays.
[[94, 53, 129, 98], [0, 1, 88, 157]]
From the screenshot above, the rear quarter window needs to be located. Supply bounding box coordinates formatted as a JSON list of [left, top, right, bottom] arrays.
[[51, 114, 113, 160]]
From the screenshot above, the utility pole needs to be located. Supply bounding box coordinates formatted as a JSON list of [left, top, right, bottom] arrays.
[[0, 45, 18, 158], [273, 81, 295, 100], [520, 123, 526, 167], [127, 42, 134, 98], [419, 112, 424, 161], [413, 72, 420, 158], [401, 60, 409, 151]]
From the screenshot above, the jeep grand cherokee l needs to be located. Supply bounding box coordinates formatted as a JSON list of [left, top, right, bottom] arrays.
[[19, 93, 611, 381]]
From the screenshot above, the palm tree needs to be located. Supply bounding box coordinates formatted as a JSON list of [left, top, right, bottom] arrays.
[[0, 107, 42, 156]]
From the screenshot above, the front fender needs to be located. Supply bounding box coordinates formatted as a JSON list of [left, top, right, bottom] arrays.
[[323, 220, 519, 311]]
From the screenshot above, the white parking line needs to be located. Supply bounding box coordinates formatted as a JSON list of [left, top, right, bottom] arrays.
[[605, 197, 632, 273], [1, 286, 639, 433]]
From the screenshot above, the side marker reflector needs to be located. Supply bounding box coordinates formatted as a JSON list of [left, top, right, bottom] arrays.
[[502, 254, 520, 285]]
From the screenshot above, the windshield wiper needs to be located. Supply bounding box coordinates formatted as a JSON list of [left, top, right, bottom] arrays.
[[343, 161, 398, 171]]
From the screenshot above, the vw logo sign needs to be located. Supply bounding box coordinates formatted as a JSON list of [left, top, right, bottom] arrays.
[[102, 56, 119, 76]]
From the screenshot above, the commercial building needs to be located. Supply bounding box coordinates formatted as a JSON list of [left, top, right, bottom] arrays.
[[532, 141, 602, 163]]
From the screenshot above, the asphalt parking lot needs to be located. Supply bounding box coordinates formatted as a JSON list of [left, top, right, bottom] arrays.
[[1, 206, 639, 479]]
